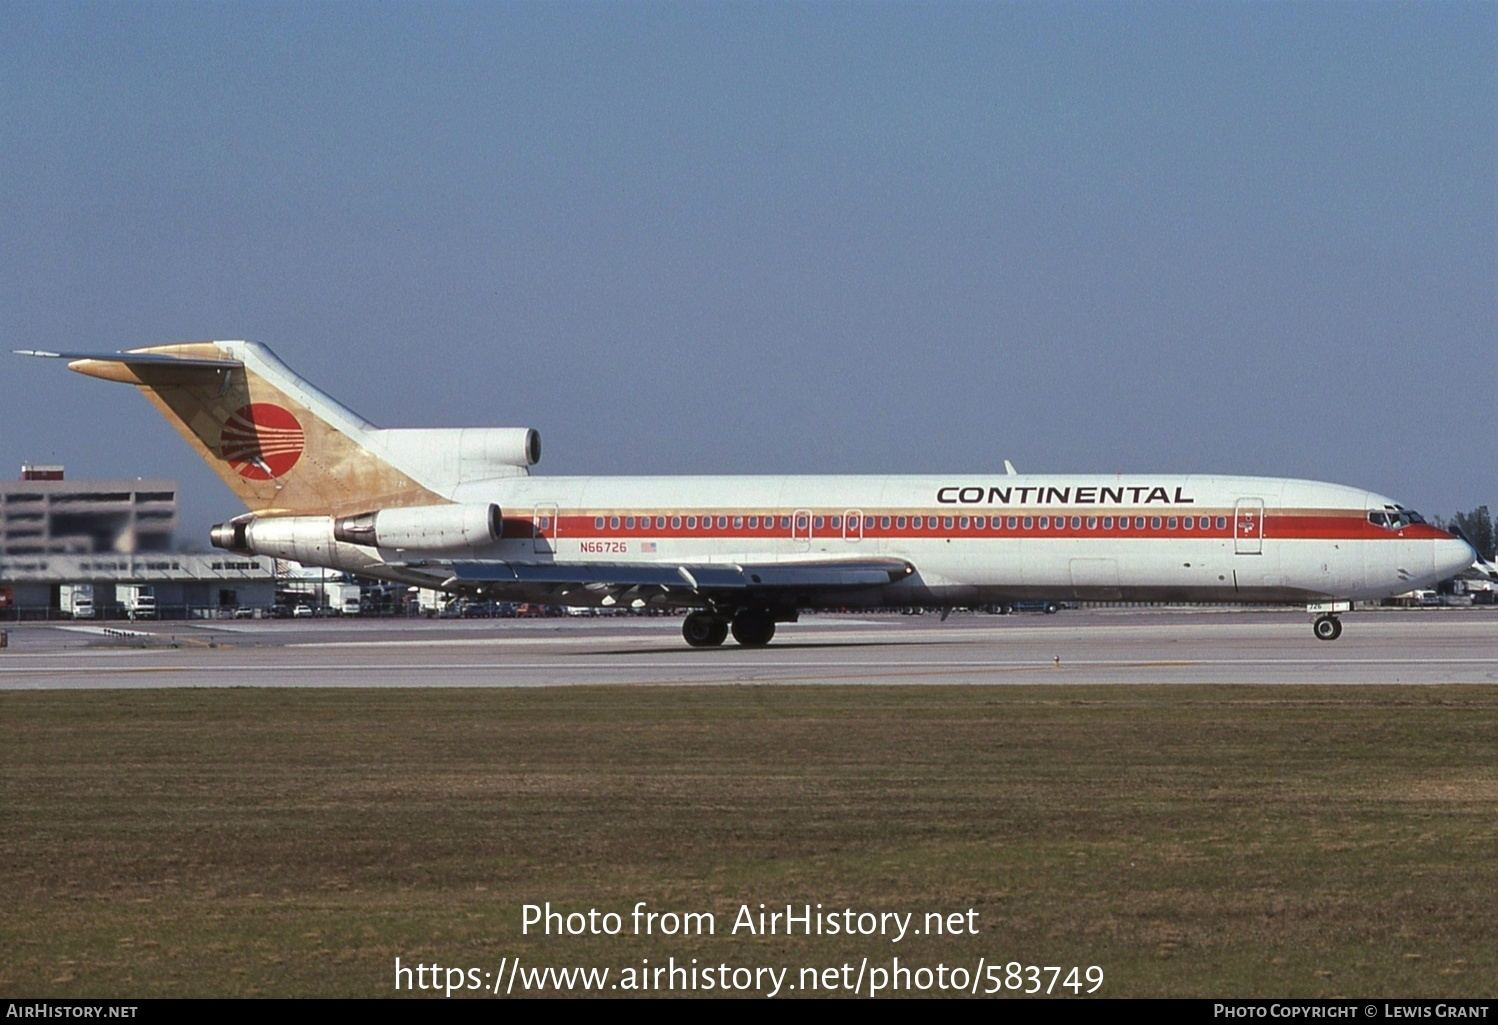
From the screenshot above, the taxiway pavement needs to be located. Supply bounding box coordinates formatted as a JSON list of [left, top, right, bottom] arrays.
[[1, 608, 1494, 689]]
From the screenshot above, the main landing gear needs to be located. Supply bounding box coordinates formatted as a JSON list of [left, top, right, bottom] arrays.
[[682, 609, 777, 648], [1308, 601, 1350, 641], [682, 611, 729, 647]]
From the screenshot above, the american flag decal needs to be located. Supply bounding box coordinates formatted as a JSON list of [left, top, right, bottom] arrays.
[[641, 541, 657, 553]]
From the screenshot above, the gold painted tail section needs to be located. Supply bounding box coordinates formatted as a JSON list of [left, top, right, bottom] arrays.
[[67, 341, 443, 516]]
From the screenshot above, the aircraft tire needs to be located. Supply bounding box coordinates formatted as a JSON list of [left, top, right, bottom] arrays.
[[1313, 615, 1343, 641], [730, 609, 776, 647], [683, 612, 729, 647]]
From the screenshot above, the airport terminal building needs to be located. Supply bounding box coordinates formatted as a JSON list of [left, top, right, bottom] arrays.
[[0, 465, 275, 619]]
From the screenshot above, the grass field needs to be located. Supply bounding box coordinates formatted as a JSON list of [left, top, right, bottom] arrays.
[[1, 685, 1494, 998]]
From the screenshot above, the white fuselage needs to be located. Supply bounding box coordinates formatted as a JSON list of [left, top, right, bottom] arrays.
[[335, 472, 1472, 607]]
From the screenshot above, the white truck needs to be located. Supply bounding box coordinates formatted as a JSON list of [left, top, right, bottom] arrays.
[[416, 588, 448, 617], [60, 583, 95, 619], [116, 583, 157, 620], [326, 581, 362, 616]]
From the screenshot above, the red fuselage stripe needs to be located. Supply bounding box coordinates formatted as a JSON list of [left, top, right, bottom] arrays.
[[501, 511, 1449, 544]]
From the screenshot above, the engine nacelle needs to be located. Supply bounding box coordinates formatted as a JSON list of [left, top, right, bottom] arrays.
[[210, 515, 339, 565], [332, 503, 502, 551], [374, 427, 541, 484]]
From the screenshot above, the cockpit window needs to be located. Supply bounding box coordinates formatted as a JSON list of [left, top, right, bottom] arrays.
[[1373, 506, 1427, 530]]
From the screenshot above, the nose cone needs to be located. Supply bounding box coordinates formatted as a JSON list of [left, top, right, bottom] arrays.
[[1433, 531, 1479, 581]]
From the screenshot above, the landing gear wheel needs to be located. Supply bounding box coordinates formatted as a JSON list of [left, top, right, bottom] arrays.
[[1313, 615, 1342, 641], [683, 612, 729, 647], [730, 609, 776, 647]]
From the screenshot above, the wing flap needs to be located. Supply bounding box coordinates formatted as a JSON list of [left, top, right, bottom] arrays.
[[449, 561, 703, 589], [447, 558, 913, 594]]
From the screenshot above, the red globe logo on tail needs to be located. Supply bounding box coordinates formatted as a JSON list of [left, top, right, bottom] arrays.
[[220, 403, 305, 480]]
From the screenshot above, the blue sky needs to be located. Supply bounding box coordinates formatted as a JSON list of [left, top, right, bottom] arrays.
[[3, 1, 1493, 542]]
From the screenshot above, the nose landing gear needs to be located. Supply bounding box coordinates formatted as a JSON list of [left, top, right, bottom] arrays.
[[1308, 601, 1351, 641], [1312, 615, 1343, 641]]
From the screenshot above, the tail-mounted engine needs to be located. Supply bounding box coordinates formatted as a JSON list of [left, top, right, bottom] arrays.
[[209, 515, 338, 564], [332, 503, 502, 550], [212, 503, 503, 560]]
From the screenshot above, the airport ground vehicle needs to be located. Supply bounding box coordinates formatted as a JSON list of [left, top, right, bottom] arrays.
[[325, 581, 361, 616], [982, 600, 1066, 615], [59, 583, 95, 619], [21, 341, 1480, 646], [116, 583, 156, 620]]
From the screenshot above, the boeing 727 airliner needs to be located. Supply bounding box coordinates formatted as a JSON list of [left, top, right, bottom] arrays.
[[18, 341, 1478, 646]]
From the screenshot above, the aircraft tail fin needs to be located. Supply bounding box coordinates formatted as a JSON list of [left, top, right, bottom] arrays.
[[17, 341, 539, 517]]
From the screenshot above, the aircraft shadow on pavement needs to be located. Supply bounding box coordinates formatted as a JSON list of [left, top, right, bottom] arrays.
[[580, 639, 953, 656]]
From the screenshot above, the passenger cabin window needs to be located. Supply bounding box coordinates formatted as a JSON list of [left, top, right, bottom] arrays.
[[595, 517, 605, 530], [672, 516, 682, 529]]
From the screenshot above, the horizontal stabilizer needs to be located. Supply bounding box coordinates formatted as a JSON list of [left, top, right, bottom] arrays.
[[15, 349, 243, 370]]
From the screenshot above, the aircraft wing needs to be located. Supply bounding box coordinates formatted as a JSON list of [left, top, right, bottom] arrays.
[[443, 557, 915, 599]]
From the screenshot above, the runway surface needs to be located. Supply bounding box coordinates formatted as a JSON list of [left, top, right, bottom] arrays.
[[1, 607, 1494, 688]]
